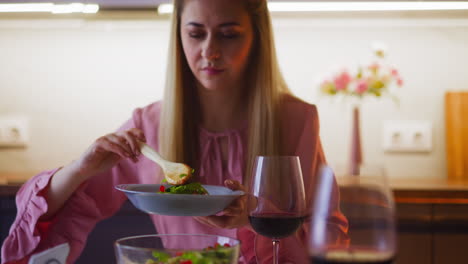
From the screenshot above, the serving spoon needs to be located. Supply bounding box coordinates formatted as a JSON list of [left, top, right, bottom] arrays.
[[139, 142, 193, 185]]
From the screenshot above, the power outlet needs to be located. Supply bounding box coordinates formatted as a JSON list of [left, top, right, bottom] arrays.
[[382, 120, 432, 153], [0, 116, 29, 148]]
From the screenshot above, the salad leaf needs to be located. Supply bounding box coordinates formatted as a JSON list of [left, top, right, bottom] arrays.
[[164, 182, 208, 195], [152, 251, 171, 262], [147, 244, 234, 264]]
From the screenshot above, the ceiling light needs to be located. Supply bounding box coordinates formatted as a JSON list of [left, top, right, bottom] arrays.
[[158, 3, 173, 14], [157, 1, 468, 15], [268, 2, 468, 12]]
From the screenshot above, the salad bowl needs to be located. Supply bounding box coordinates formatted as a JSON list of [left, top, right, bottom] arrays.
[[114, 234, 240, 264]]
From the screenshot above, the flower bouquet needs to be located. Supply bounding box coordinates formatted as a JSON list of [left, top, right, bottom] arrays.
[[318, 43, 403, 175], [319, 43, 403, 101]]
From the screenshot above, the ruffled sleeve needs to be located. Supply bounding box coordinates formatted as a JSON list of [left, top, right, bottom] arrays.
[[1, 103, 159, 264], [1, 169, 59, 264], [1, 157, 131, 264]]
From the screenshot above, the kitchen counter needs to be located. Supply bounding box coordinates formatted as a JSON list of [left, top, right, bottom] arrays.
[[0, 172, 34, 196], [390, 178, 468, 204], [0, 172, 34, 185], [390, 177, 468, 191]]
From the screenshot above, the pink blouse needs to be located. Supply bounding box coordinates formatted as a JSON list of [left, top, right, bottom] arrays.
[[1, 96, 348, 264]]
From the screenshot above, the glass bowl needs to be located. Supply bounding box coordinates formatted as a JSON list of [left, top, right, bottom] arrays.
[[114, 234, 240, 264]]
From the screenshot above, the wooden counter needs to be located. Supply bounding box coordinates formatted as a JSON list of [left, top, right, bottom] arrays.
[[390, 178, 468, 204], [0, 171, 35, 185], [0, 172, 34, 196]]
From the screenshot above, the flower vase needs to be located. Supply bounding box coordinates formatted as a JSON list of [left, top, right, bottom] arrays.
[[349, 105, 362, 176]]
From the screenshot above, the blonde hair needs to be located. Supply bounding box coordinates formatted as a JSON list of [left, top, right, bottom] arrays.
[[159, 0, 290, 182]]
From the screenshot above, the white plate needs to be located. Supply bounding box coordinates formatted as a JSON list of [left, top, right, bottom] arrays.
[[115, 184, 244, 216]]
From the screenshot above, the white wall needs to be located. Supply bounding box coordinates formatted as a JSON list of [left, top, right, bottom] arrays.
[[1, 12, 468, 179]]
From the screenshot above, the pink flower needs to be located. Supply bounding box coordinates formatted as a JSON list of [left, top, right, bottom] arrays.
[[397, 78, 404, 87], [333, 71, 352, 91], [321, 80, 331, 87], [368, 63, 380, 71], [320, 80, 336, 94], [381, 74, 391, 84], [391, 68, 399, 77], [356, 80, 369, 94]]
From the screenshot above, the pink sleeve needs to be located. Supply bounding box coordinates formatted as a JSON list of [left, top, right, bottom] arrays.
[[1, 169, 59, 264], [240, 104, 348, 263], [1, 110, 146, 264]]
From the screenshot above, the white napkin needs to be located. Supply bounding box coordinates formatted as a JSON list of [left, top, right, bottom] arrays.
[[28, 243, 70, 264]]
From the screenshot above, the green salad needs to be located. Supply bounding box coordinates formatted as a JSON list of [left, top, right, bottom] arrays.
[[158, 182, 208, 195], [145, 243, 235, 264]]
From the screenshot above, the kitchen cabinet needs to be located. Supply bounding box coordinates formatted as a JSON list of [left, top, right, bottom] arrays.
[[396, 204, 432, 264], [76, 200, 156, 263], [396, 203, 468, 264], [433, 204, 468, 264], [0, 195, 16, 262], [394, 186, 468, 264]]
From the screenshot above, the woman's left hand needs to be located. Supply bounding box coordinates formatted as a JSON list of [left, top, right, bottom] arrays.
[[194, 179, 249, 229]]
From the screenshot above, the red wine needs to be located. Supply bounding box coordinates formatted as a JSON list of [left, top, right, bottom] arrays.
[[249, 215, 304, 239], [310, 251, 394, 264]]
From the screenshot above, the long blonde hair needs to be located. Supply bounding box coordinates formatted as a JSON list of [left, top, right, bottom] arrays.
[[159, 0, 290, 182]]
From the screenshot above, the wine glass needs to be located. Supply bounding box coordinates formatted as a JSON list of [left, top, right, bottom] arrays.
[[247, 156, 307, 264], [309, 164, 397, 264]]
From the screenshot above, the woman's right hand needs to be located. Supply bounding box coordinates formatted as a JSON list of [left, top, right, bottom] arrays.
[[73, 128, 146, 179]]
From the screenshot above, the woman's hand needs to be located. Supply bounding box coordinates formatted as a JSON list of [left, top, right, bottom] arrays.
[[194, 180, 249, 229], [73, 128, 146, 179], [41, 128, 146, 220]]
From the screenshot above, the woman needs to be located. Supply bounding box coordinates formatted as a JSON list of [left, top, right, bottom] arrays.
[[1, 0, 347, 263]]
